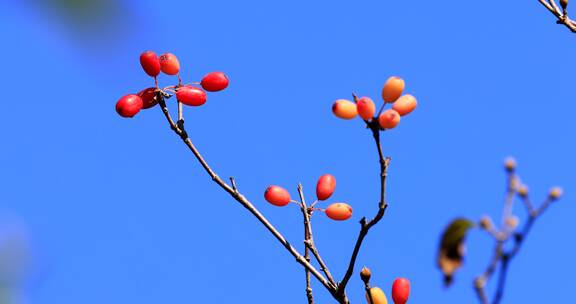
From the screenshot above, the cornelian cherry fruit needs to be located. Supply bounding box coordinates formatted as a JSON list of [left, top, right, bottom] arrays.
[[138, 87, 158, 109], [366, 287, 388, 304], [140, 51, 161, 77], [325, 203, 352, 221], [332, 99, 358, 119], [392, 95, 417, 116], [116, 94, 143, 118], [176, 86, 207, 106], [382, 77, 405, 103], [378, 109, 401, 129], [356, 97, 376, 120], [316, 174, 336, 201], [159, 53, 180, 75], [264, 186, 291, 206], [391, 278, 410, 304], [201, 72, 229, 92]]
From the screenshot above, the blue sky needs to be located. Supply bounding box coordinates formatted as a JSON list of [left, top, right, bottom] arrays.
[[0, 0, 574, 303]]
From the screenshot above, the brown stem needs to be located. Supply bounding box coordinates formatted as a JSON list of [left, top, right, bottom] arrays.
[[538, 0, 576, 32], [299, 184, 314, 304], [156, 93, 335, 293], [297, 184, 337, 287], [337, 122, 390, 299]]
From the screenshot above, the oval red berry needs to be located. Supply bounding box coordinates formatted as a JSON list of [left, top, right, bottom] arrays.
[[138, 87, 158, 109], [325, 203, 352, 221], [140, 51, 161, 77], [316, 174, 336, 201], [159, 53, 180, 75], [176, 86, 207, 106], [201, 72, 229, 92], [392, 278, 410, 304], [264, 186, 291, 206], [116, 94, 143, 118]]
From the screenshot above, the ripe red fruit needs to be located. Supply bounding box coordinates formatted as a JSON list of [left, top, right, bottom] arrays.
[[378, 109, 401, 129], [176, 86, 207, 106], [201, 72, 229, 92], [264, 186, 291, 206], [316, 174, 336, 201], [159, 53, 180, 75], [356, 97, 376, 120], [138, 87, 158, 109], [116, 94, 143, 118], [392, 95, 417, 116], [325, 203, 352, 221], [382, 76, 405, 103], [391, 278, 410, 304], [139, 51, 161, 77], [332, 99, 358, 119]]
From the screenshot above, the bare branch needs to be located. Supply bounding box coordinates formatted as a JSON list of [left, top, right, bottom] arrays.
[[337, 122, 390, 298], [298, 183, 315, 304], [156, 93, 336, 293], [539, 0, 576, 32], [473, 166, 560, 304], [298, 184, 337, 289]]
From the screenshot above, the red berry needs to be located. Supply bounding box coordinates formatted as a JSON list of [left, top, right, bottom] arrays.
[[176, 86, 207, 106], [325, 203, 352, 221], [316, 174, 336, 201], [264, 186, 291, 206], [159, 53, 180, 75], [392, 95, 417, 116], [392, 278, 410, 304], [356, 97, 376, 120], [139, 51, 161, 77], [332, 99, 357, 119], [378, 109, 401, 129], [201, 72, 229, 92], [382, 76, 405, 103], [116, 94, 143, 118], [138, 87, 158, 109]]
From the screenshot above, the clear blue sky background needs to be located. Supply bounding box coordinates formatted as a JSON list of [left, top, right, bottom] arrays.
[[0, 0, 574, 303]]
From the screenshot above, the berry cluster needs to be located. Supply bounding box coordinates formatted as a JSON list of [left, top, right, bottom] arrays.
[[332, 76, 417, 129], [264, 174, 353, 221], [115, 51, 229, 118], [361, 267, 411, 304]]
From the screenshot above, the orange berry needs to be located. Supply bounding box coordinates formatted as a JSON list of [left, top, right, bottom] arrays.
[[366, 287, 388, 304], [332, 99, 358, 119], [378, 109, 401, 129], [325, 203, 352, 221], [382, 77, 405, 103], [356, 97, 376, 120], [392, 94, 417, 116], [316, 174, 336, 201], [159, 53, 180, 75], [264, 186, 291, 207]]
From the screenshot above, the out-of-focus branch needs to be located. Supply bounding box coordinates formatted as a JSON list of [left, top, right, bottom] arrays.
[[337, 121, 390, 301], [474, 161, 561, 304], [155, 92, 336, 294], [538, 0, 576, 32]]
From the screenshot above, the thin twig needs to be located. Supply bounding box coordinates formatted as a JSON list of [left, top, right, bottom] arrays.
[[337, 122, 390, 300], [538, 0, 576, 32], [298, 183, 315, 304], [156, 93, 336, 294], [298, 184, 337, 287]]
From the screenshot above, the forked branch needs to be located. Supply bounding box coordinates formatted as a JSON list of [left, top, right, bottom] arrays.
[[538, 0, 576, 32], [154, 91, 336, 294]]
